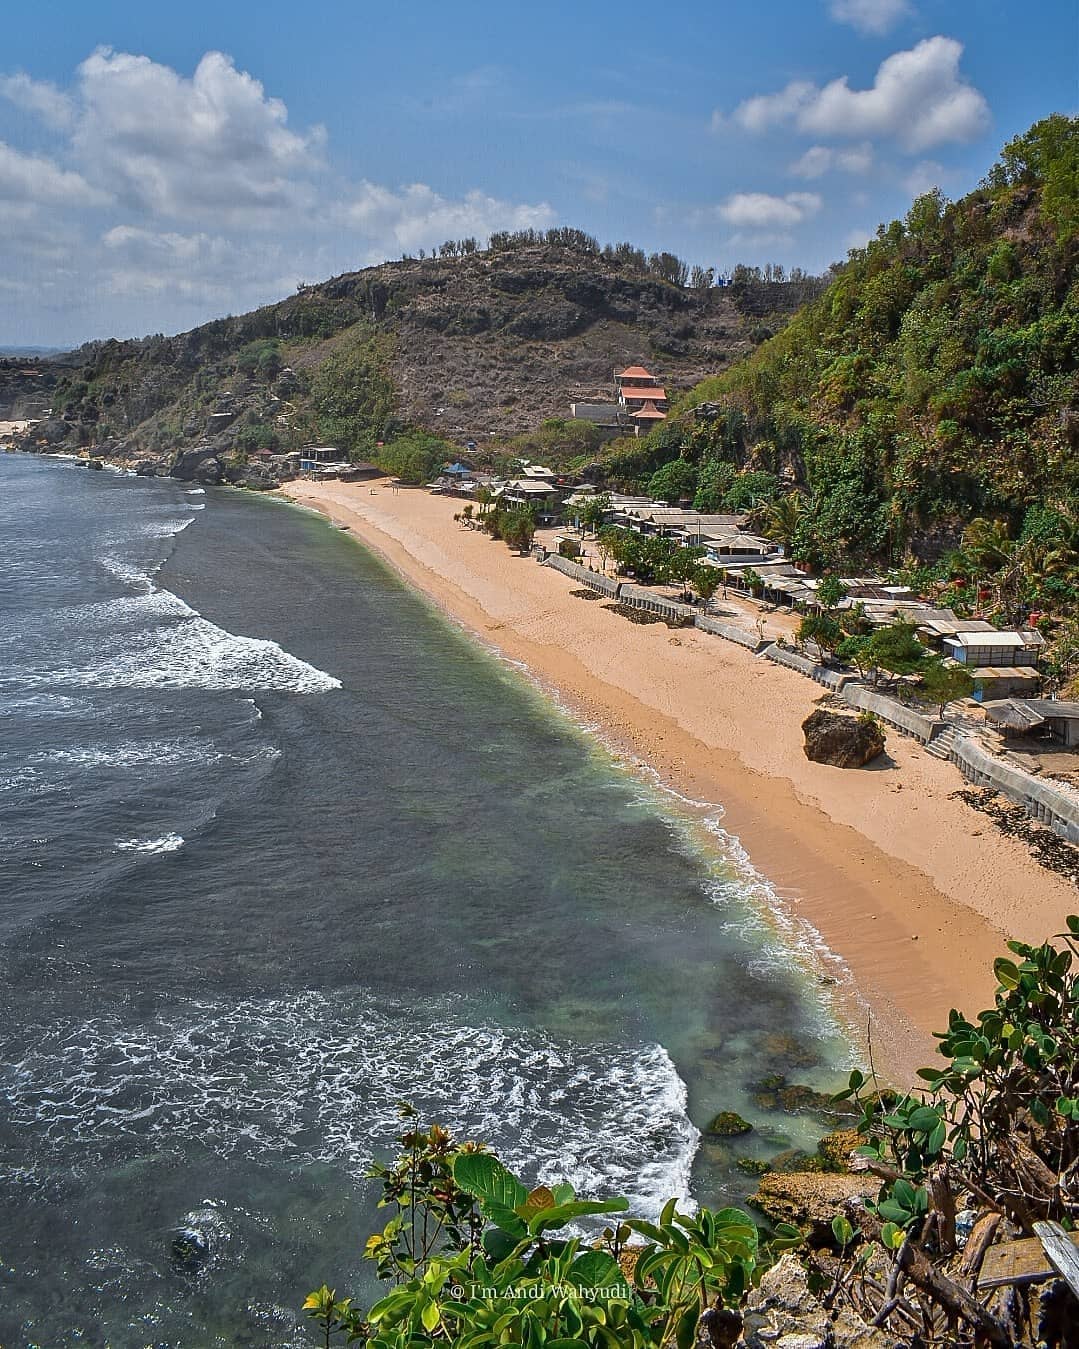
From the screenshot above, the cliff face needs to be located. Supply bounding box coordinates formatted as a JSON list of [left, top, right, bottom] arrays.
[[30, 243, 812, 457], [0, 360, 61, 421]]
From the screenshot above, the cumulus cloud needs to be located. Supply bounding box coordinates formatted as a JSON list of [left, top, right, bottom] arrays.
[[715, 191, 822, 229], [340, 182, 555, 253], [0, 47, 561, 341], [828, 0, 912, 35], [789, 143, 873, 178], [0, 72, 75, 128], [734, 37, 989, 152], [71, 48, 326, 222], [0, 140, 109, 206]]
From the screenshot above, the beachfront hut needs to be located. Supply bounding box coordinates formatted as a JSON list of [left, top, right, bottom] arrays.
[[984, 699, 1079, 747]]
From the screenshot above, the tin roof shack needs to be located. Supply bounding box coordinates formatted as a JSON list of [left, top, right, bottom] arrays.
[[941, 629, 1045, 698], [984, 699, 1079, 748]]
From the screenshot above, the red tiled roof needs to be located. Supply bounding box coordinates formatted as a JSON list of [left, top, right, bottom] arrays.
[[622, 387, 668, 403], [617, 365, 654, 379], [631, 401, 667, 419]]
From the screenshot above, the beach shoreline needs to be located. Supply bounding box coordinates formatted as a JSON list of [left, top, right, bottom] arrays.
[[281, 476, 1076, 1087]]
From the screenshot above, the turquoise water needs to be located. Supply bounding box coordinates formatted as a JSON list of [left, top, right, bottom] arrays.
[[0, 456, 850, 1346]]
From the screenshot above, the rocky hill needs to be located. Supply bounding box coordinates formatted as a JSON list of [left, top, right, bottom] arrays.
[[23, 239, 815, 466]]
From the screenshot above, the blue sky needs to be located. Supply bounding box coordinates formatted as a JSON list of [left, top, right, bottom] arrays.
[[1, 0, 1076, 345]]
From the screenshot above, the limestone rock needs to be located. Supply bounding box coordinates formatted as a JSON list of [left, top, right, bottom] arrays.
[[741, 1253, 892, 1349], [749, 1172, 878, 1243], [706, 1111, 753, 1137], [801, 709, 885, 769]]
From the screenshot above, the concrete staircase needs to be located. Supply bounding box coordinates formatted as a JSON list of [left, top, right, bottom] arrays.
[[926, 725, 959, 760]]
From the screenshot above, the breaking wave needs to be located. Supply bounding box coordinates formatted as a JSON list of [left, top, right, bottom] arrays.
[[2, 991, 697, 1219]]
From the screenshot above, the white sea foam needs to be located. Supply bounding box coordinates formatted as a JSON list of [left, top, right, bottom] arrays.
[[3, 992, 697, 1219], [24, 560, 341, 695], [185, 488, 206, 495], [115, 833, 185, 854]]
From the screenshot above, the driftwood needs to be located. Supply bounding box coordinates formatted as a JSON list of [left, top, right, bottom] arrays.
[[848, 1201, 1012, 1348], [958, 1213, 1002, 1281]]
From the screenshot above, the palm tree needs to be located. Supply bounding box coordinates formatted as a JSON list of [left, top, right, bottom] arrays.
[[757, 492, 804, 554]]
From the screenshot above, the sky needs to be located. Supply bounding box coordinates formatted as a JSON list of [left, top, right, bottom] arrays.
[[1, 0, 1076, 347]]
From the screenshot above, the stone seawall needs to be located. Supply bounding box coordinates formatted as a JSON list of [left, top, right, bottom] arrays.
[[951, 736, 1079, 844]]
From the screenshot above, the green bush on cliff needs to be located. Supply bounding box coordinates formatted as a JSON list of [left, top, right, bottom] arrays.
[[303, 1110, 796, 1349]]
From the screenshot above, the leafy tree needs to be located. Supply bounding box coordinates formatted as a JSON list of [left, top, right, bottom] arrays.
[[814, 573, 849, 611], [865, 621, 928, 679], [693, 460, 738, 513], [723, 472, 779, 513], [917, 659, 976, 716], [378, 432, 451, 484], [693, 564, 721, 605], [756, 491, 804, 553], [577, 493, 611, 535], [647, 459, 698, 504], [798, 612, 843, 660]]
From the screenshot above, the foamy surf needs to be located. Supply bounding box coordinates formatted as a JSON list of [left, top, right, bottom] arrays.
[[2, 991, 698, 1220], [115, 833, 185, 854]]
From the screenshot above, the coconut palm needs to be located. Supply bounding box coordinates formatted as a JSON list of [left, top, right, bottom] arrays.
[[756, 491, 804, 554]]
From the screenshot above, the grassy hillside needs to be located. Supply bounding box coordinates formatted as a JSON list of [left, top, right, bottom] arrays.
[[646, 116, 1078, 582]]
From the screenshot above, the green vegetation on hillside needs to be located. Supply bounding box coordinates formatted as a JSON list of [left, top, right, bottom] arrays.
[[642, 117, 1079, 600]]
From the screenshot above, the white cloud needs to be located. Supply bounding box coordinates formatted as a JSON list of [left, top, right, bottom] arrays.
[[904, 159, 946, 196], [340, 182, 555, 253], [734, 37, 989, 152], [0, 72, 75, 128], [735, 81, 816, 134], [716, 191, 822, 229], [844, 226, 876, 251], [828, 0, 912, 36], [71, 48, 326, 222], [0, 140, 109, 206], [789, 142, 874, 178]]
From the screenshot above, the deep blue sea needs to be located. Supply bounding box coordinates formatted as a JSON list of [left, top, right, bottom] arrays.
[[0, 454, 850, 1347]]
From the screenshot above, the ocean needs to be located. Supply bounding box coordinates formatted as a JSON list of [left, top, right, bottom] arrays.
[[0, 454, 850, 1346]]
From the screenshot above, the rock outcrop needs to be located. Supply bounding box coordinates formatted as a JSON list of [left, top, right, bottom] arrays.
[[749, 1173, 878, 1244], [741, 1253, 892, 1349], [801, 709, 885, 768]]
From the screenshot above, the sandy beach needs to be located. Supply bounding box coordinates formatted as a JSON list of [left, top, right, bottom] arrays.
[[282, 476, 1076, 1086]]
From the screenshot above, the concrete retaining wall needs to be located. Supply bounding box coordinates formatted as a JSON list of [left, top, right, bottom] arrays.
[[838, 686, 944, 743], [694, 616, 769, 652], [618, 584, 696, 624], [951, 737, 1079, 844], [543, 554, 622, 598], [764, 643, 852, 691]]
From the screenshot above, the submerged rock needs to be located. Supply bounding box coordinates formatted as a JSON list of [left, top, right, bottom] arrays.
[[705, 1111, 753, 1137], [801, 708, 885, 768]]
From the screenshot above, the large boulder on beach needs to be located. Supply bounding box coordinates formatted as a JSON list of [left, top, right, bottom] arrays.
[[801, 709, 885, 768]]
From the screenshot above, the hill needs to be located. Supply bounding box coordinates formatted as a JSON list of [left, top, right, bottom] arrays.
[[28, 236, 818, 469], [640, 116, 1078, 579]]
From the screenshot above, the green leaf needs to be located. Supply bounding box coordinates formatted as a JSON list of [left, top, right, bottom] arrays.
[[453, 1153, 528, 1209], [832, 1215, 854, 1247], [927, 1120, 947, 1156], [880, 1222, 906, 1251], [420, 1300, 440, 1332], [570, 1251, 628, 1292], [528, 1198, 629, 1235], [994, 958, 1021, 990], [675, 1304, 698, 1349], [907, 1106, 941, 1133], [482, 1201, 528, 1237]]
